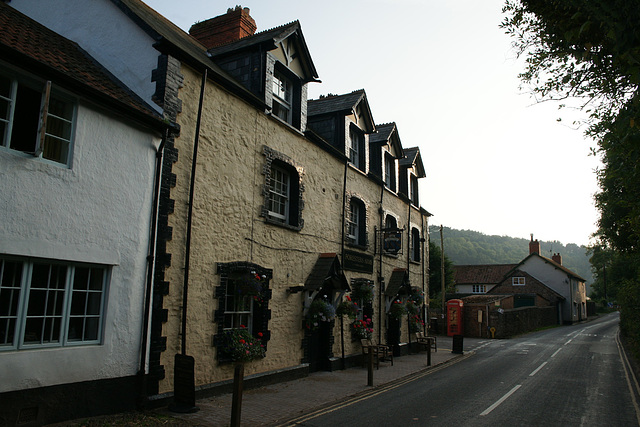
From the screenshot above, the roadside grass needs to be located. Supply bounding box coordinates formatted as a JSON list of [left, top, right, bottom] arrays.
[[53, 411, 196, 426]]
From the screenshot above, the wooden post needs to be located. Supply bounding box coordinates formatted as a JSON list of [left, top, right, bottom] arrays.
[[230, 363, 244, 427], [367, 348, 374, 386], [427, 342, 431, 366]]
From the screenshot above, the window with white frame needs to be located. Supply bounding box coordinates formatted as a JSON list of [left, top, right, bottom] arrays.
[[348, 125, 365, 172], [410, 227, 421, 262], [0, 72, 75, 166], [472, 284, 486, 293], [268, 164, 290, 221], [0, 257, 107, 350], [272, 70, 292, 124], [410, 174, 419, 205], [384, 153, 396, 191], [512, 277, 526, 286], [347, 198, 367, 246], [223, 277, 253, 332]]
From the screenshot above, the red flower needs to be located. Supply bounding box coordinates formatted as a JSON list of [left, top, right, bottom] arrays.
[[239, 339, 246, 344], [258, 332, 263, 337], [240, 324, 246, 328], [346, 295, 351, 301]]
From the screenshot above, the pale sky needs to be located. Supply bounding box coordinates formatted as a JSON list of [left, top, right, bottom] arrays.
[[145, 0, 602, 247]]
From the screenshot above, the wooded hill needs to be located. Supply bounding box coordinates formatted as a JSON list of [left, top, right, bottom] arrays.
[[428, 226, 593, 286]]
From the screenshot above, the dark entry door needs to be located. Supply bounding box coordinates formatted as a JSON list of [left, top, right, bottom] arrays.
[[308, 321, 332, 372]]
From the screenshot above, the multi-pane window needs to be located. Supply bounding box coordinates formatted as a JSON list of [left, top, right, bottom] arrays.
[[0, 73, 75, 166], [472, 285, 486, 293], [268, 164, 290, 221], [410, 174, 419, 205], [512, 277, 526, 286], [0, 257, 107, 350], [347, 198, 366, 246], [410, 228, 421, 262], [384, 153, 396, 191], [349, 127, 361, 167], [223, 277, 253, 332], [272, 70, 292, 124]]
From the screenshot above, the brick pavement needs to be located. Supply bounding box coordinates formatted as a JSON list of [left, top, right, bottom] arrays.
[[164, 337, 463, 426]]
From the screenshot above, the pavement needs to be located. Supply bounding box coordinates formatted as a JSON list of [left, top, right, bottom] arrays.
[[162, 336, 467, 426]]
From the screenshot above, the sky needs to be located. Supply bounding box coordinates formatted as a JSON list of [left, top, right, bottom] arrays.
[[145, 0, 602, 247]]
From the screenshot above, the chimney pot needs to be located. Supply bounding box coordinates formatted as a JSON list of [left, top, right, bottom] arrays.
[[552, 253, 563, 265], [189, 6, 257, 49], [529, 238, 541, 255]]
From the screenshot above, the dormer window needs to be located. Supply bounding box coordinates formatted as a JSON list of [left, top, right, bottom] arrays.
[[410, 174, 419, 205], [272, 70, 292, 124], [384, 153, 396, 191], [349, 125, 365, 171]]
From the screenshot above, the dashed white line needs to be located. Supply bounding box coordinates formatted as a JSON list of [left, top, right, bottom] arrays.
[[529, 362, 548, 377], [480, 385, 522, 416], [551, 348, 562, 358]]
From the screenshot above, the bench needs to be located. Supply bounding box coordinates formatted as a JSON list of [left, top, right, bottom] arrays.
[[415, 331, 437, 352]]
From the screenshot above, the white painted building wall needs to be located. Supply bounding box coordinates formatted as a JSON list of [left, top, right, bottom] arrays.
[[0, 101, 160, 393], [11, 0, 162, 113]]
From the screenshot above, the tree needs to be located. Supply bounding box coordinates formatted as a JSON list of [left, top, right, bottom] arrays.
[[428, 241, 455, 300]]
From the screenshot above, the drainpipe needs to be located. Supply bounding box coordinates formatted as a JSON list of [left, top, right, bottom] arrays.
[[181, 68, 208, 355], [138, 126, 170, 403], [378, 185, 385, 345], [340, 161, 348, 267]]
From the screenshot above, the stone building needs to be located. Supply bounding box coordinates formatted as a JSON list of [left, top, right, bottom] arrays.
[[4, 0, 433, 419]]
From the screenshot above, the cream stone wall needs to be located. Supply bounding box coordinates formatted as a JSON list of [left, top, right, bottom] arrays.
[[160, 65, 428, 393]]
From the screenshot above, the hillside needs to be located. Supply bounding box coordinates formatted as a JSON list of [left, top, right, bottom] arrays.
[[428, 226, 593, 285]]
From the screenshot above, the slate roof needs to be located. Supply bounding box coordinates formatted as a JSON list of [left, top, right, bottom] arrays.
[[519, 253, 587, 282], [0, 2, 162, 126], [308, 90, 367, 116], [207, 20, 319, 82], [304, 253, 349, 291], [115, 0, 264, 108], [453, 264, 517, 285], [461, 294, 512, 304], [385, 268, 410, 297], [399, 146, 426, 178], [369, 122, 396, 144]]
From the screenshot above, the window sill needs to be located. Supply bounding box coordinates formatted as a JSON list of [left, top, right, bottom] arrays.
[[346, 242, 369, 251], [265, 215, 303, 231]]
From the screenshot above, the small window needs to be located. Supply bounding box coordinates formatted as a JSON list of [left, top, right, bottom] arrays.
[[0, 74, 75, 166], [348, 125, 365, 172], [410, 228, 421, 262], [512, 277, 526, 286], [262, 147, 303, 230], [410, 174, 419, 205], [347, 198, 367, 246], [472, 285, 486, 293], [0, 256, 107, 350], [272, 70, 292, 124], [384, 153, 396, 191]]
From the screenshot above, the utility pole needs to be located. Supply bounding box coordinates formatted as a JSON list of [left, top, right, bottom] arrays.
[[440, 225, 445, 314]]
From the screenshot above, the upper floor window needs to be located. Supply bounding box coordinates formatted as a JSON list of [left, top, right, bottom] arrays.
[[347, 198, 367, 247], [384, 153, 396, 191], [410, 174, 419, 205], [0, 74, 75, 166], [410, 227, 421, 262], [272, 70, 292, 124], [348, 125, 365, 172], [262, 146, 304, 230], [512, 277, 526, 286], [472, 285, 486, 293], [0, 256, 107, 351]]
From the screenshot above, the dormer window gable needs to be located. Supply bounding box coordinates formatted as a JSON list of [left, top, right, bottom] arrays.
[[203, 14, 319, 131], [399, 147, 426, 205], [370, 122, 403, 191]]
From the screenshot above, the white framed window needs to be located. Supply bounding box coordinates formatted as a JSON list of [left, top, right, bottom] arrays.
[[0, 257, 107, 350], [347, 198, 366, 246], [348, 201, 360, 242], [472, 284, 486, 293], [384, 153, 396, 191], [410, 228, 421, 262], [268, 164, 290, 221], [410, 174, 419, 205], [272, 70, 292, 124], [0, 72, 75, 166], [512, 277, 526, 286], [223, 277, 254, 332], [349, 127, 361, 168]]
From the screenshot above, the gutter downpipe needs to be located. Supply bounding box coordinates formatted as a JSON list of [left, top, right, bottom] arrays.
[[406, 202, 411, 347], [421, 211, 427, 333], [138, 126, 169, 404], [340, 162, 348, 267], [378, 185, 385, 345], [181, 68, 208, 355]]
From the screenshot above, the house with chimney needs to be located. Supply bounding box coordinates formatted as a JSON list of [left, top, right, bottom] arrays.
[[5, 1, 431, 422]]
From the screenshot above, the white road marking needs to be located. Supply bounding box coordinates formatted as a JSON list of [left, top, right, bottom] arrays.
[[551, 348, 562, 358], [480, 385, 522, 416], [529, 362, 547, 377]]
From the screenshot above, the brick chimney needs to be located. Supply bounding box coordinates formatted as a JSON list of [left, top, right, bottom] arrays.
[[189, 6, 257, 49], [529, 234, 541, 255], [552, 253, 563, 265]]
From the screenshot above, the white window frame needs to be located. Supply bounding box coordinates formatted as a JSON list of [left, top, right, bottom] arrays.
[[410, 174, 419, 205], [512, 277, 526, 286], [0, 257, 108, 351], [410, 228, 421, 262], [348, 200, 360, 243], [272, 70, 292, 124], [472, 284, 486, 293], [384, 153, 396, 191], [268, 164, 290, 221], [223, 277, 254, 333], [0, 71, 75, 166], [349, 127, 361, 168]]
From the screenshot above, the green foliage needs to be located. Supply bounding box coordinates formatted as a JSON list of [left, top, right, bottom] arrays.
[[218, 327, 265, 363], [429, 226, 593, 285], [336, 299, 358, 319], [305, 299, 336, 330]]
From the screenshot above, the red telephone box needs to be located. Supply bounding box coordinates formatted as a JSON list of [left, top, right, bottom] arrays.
[[447, 299, 464, 336]]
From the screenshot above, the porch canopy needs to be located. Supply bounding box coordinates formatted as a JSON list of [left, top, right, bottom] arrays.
[[304, 253, 350, 292], [385, 268, 410, 299]]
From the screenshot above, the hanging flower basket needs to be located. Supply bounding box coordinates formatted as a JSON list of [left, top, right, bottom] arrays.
[[408, 286, 424, 305], [409, 314, 424, 333], [389, 300, 406, 320], [305, 299, 336, 330], [351, 316, 373, 340], [218, 327, 265, 363], [336, 296, 358, 319], [236, 271, 266, 297], [351, 281, 374, 304]]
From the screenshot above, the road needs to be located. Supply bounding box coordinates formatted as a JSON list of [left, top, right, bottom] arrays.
[[290, 312, 640, 426]]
